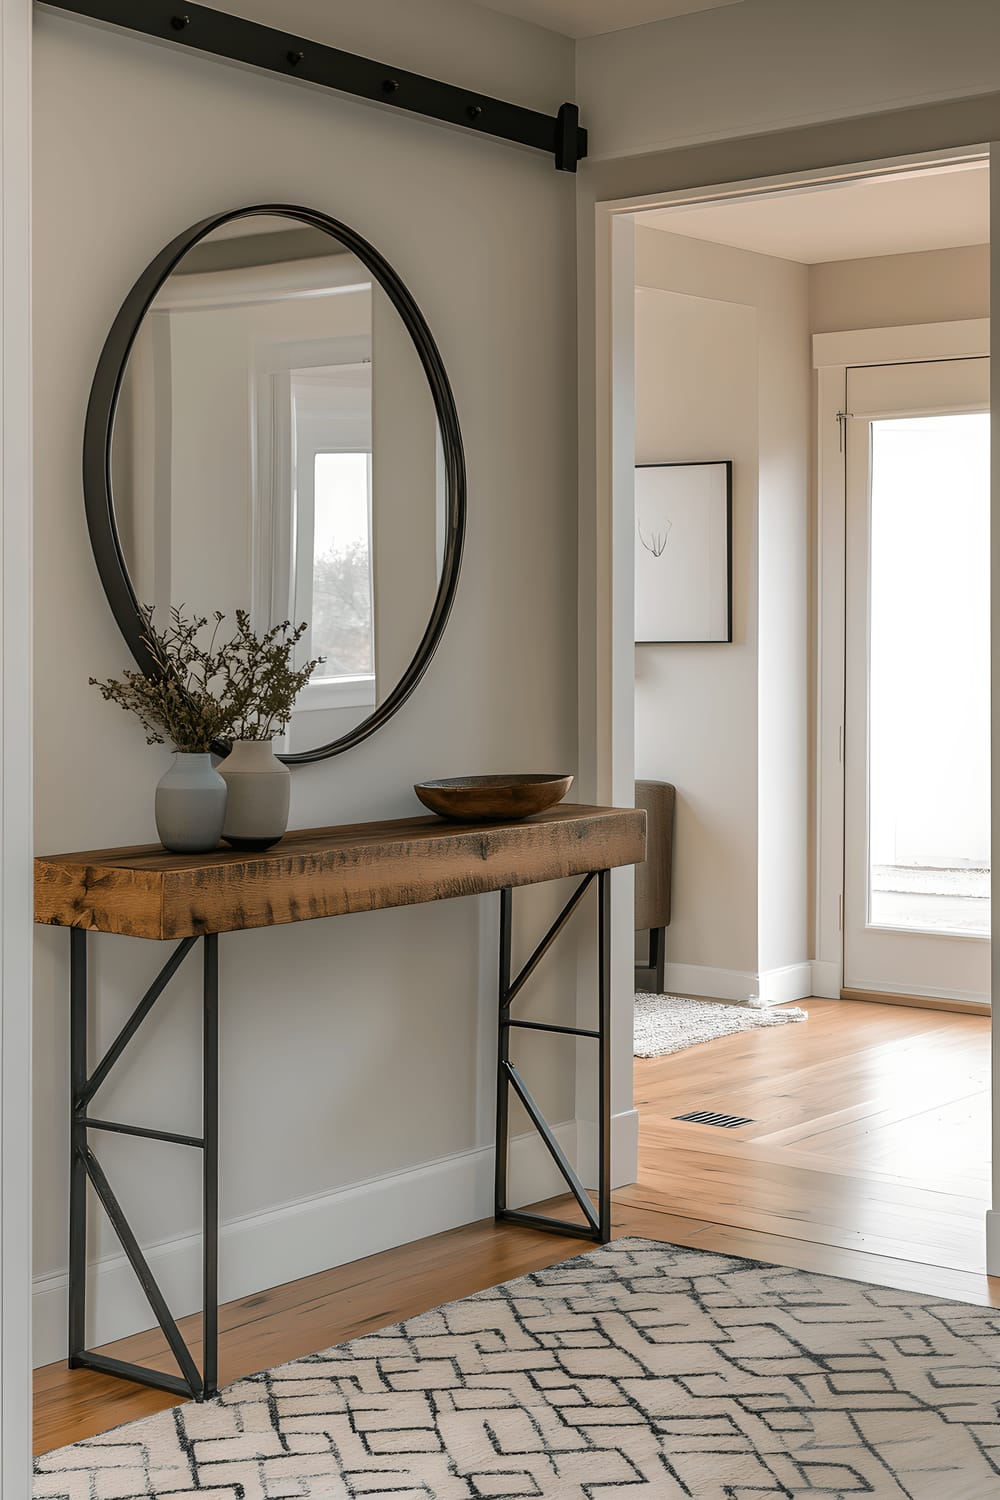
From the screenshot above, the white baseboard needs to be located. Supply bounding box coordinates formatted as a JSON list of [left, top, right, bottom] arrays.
[[576, 1107, 639, 1190], [757, 963, 814, 1007], [32, 1120, 580, 1369], [986, 1210, 1000, 1276], [662, 962, 760, 1005], [662, 961, 813, 1008]]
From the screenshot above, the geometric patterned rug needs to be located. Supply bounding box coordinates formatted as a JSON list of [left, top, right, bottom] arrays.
[[34, 1237, 1000, 1498]]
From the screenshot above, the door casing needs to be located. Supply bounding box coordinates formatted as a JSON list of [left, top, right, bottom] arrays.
[[842, 355, 990, 1003], [813, 321, 990, 1002]]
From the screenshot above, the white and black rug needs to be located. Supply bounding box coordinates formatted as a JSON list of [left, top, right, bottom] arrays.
[[35, 1238, 1000, 1498], [634, 993, 807, 1059]]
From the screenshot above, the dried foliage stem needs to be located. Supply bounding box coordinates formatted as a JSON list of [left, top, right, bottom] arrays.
[[90, 606, 319, 752]]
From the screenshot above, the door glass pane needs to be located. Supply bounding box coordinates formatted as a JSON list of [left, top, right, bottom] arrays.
[[310, 451, 374, 680], [868, 412, 990, 935]]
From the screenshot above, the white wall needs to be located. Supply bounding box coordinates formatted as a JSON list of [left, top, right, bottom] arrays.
[[810, 244, 990, 334], [634, 286, 759, 975], [32, 1, 582, 1363], [577, 0, 1000, 161], [633, 227, 810, 1002]]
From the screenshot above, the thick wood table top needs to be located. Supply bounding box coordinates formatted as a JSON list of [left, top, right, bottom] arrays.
[[35, 804, 646, 940]]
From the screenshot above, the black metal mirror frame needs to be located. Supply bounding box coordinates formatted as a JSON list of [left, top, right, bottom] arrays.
[[84, 203, 467, 764]]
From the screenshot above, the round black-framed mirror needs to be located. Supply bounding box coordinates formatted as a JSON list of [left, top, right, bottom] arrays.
[[84, 203, 466, 764]]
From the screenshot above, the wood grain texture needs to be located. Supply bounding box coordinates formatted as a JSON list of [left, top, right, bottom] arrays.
[[35, 805, 646, 940]]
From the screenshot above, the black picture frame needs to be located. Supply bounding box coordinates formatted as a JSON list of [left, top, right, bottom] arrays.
[[634, 459, 733, 645]]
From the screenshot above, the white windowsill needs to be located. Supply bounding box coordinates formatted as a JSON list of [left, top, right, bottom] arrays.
[[294, 675, 376, 714]]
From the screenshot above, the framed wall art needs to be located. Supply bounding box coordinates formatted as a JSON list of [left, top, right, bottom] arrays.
[[634, 460, 733, 644]]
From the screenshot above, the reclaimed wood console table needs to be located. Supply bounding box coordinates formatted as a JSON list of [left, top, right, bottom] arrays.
[[35, 804, 645, 1402]]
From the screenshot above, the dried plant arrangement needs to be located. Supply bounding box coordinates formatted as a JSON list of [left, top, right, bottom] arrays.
[[90, 606, 319, 749]]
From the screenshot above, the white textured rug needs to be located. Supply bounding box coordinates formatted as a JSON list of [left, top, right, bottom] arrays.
[[634, 992, 807, 1058]]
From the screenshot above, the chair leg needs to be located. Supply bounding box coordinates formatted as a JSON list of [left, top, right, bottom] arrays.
[[650, 927, 666, 994], [635, 928, 666, 993], [634, 936, 647, 993]]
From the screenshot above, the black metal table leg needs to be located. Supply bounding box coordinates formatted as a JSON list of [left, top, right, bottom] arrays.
[[494, 889, 513, 1220], [494, 869, 612, 1244], [598, 868, 611, 1242], [68, 928, 89, 1368], [202, 933, 220, 1397], [66, 929, 221, 1400]]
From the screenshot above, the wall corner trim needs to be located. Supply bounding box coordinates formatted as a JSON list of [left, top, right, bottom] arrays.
[[986, 1209, 1000, 1277], [810, 960, 842, 1001], [757, 963, 815, 1007], [1, 0, 34, 1488], [577, 1107, 639, 1190]]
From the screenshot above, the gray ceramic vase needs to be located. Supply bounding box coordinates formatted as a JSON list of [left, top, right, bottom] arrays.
[[155, 752, 227, 853], [219, 739, 291, 851]]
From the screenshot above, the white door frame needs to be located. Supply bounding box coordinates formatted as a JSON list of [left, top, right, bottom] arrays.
[[586, 142, 993, 1194], [813, 319, 991, 1002], [0, 0, 34, 1490]]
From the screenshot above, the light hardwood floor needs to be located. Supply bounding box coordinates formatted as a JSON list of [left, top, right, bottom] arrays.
[[625, 996, 992, 1274], [33, 996, 995, 1456]]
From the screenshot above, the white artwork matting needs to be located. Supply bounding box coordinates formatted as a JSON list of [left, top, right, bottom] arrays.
[[634, 461, 732, 643]]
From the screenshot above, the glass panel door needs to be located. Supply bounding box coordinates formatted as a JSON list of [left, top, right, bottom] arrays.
[[844, 358, 990, 1002]]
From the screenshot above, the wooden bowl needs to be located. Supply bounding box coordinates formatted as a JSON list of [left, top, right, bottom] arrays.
[[414, 773, 574, 822]]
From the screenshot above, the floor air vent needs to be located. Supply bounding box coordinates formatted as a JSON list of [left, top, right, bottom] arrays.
[[674, 1109, 754, 1129]]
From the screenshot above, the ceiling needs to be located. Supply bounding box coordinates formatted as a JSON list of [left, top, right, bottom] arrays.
[[471, 0, 741, 40], [636, 163, 989, 264]]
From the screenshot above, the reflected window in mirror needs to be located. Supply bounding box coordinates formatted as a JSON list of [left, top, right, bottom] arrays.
[[303, 445, 375, 688], [255, 332, 376, 719]]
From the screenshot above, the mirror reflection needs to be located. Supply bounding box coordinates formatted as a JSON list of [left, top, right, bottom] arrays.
[[111, 214, 445, 754]]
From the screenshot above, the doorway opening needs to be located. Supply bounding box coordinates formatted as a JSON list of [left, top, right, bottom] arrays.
[[606, 151, 994, 1287]]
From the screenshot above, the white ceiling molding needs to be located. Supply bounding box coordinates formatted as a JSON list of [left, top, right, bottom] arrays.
[[471, 0, 742, 41]]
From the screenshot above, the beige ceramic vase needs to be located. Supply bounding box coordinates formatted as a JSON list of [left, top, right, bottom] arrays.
[[219, 739, 291, 851]]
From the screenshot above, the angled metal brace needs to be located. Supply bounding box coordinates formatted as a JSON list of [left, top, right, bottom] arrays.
[[504, 872, 595, 1009], [68, 928, 220, 1401], [80, 936, 198, 1107], [504, 1061, 599, 1235], [80, 1144, 203, 1392], [495, 869, 612, 1243]]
